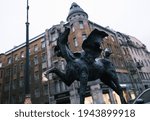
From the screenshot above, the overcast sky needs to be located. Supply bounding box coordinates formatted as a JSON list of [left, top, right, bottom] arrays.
[[0, 0, 150, 53]]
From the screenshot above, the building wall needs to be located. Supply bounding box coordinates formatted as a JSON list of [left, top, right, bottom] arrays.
[[128, 36, 150, 91], [116, 32, 150, 96], [0, 54, 6, 103], [0, 34, 49, 104]]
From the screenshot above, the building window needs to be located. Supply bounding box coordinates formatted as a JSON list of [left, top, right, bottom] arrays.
[[13, 65, 17, 74], [51, 31, 57, 41], [114, 46, 118, 53], [19, 78, 24, 87], [43, 84, 48, 95], [146, 73, 149, 80], [7, 57, 12, 64], [34, 71, 39, 81], [34, 55, 38, 65], [135, 49, 138, 55], [42, 62, 47, 71], [130, 48, 134, 54], [146, 73, 149, 79], [34, 45, 38, 52], [134, 58, 137, 63], [14, 54, 18, 61], [41, 41, 46, 49], [111, 36, 115, 41], [34, 88, 40, 98], [12, 80, 17, 90], [82, 34, 87, 41], [20, 51, 24, 58], [144, 60, 148, 66], [148, 60, 150, 66], [123, 48, 127, 55], [106, 43, 112, 50], [71, 24, 75, 32], [137, 50, 140, 56], [0, 70, 3, 78], [79, 21, 84, 29], [61, 60, 65, 70], [42, 53, 46, 62], [148, 73, 150, 79], [19, 95, 23, 103], [51, 47, 55, 57], [20, 62, 24, 71], [73, 37, 78, 47], [140, 50, 143, 56], [0, 62, 2, 67], [120, 59, 124, 67], [126, 48, 130, 55], [6, 68, 10, 77], [141, 72, 144, 79], [72, 26, 75, 32], [139, 72, 142, 79], [4, 82, 9, 91]]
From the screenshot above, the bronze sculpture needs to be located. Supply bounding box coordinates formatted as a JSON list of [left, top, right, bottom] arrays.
[[44, 27, 127, 104]]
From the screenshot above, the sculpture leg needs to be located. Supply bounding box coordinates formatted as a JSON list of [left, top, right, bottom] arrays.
[[108, 70, 127, 104], [79, 82, 87, 104], [79, 71, 88, 104], [44, 67, 73, 86], [101, 75, 127, 104], [111, 78, 127, 104]]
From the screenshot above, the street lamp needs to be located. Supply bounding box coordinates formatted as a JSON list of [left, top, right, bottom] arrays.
[[24, 0, 31, 104]]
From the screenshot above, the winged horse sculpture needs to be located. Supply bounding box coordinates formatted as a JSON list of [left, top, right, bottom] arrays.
[[44, 27, 127, 104]]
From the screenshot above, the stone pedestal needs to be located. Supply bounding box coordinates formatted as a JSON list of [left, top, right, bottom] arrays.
[[90, 84, 104, 104], [70, 89, 80, 104]]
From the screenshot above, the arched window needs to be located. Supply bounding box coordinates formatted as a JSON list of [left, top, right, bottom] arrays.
[[79, 21, 84, 29], [73, 37, 78, 47]]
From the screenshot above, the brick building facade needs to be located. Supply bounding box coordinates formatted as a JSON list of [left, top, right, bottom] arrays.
[[0, 2, 149, 104]]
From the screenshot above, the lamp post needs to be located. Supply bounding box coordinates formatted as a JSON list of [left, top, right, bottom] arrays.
[[24, 0, 31, 104]]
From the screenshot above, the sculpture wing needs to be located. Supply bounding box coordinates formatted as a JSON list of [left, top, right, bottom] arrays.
[[82, 29, 108, 56]]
